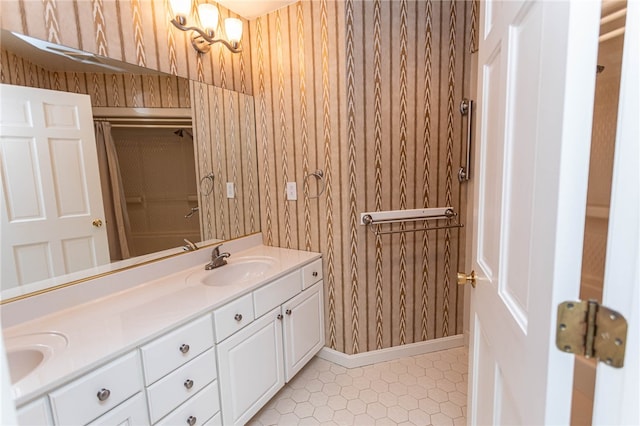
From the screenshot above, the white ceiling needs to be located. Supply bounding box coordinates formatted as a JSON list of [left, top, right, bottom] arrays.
[[216, 0, 299, 20]]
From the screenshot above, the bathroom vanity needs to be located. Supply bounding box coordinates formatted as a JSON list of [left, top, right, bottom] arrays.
[[3, 243, 324, 426]]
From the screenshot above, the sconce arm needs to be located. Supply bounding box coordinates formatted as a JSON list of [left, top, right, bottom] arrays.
[[170, 19, 242, 54]]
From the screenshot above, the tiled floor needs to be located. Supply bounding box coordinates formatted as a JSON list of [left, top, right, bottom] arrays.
[[248, 346, 468, 426]]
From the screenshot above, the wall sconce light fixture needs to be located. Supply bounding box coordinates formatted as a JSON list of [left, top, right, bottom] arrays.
[[169, 0, 243, 54]]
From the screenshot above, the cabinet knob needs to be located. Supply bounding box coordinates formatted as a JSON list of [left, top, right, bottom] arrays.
[[187, 415, 197, 426], [96, 388, 111, 402], [312, 271, 318, 277], [285, 309, 292, 316], [234, 313, 243, 321], [277, 314, 283, 320], [184, 379, 194, 389], [179, 344, 190, 354]]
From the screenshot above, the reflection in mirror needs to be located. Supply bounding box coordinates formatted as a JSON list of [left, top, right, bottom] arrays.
[[0, 30, 260, 300]]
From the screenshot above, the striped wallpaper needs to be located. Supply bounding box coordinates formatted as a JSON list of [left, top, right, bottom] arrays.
[[0, 0, 252, 94], [1, 48, 191, 108], [190, 80, 260, 242], [2, 0, 475, 356], [250, 0, 473, 354]]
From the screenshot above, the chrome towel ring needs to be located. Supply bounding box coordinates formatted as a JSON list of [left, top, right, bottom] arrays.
[[200, 172, 214, 196], [304, 169, 326, 199]]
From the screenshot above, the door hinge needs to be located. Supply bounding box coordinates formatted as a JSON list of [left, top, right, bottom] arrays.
[[556, 300, 627, 368]]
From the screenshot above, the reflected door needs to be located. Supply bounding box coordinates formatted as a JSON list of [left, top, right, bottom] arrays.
[[0, 84, 109, 290], [468, 1, 600, 424]]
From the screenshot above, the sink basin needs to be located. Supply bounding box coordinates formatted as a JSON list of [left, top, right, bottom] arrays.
[[4, 332, 68, 384], [189, 256, 277, 287], [6, 349, 45, 384]]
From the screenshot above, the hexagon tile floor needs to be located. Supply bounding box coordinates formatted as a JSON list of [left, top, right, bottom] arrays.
[[247, 346, 468, 426]]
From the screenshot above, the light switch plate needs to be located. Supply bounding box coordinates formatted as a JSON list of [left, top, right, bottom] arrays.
[[226, 182, 235, 198], [286, 182, 297, 200]]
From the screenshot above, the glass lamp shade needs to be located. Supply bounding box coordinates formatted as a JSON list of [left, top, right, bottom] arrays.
[[198, 4, 219, 32], [224, 18, 243, 45], [169, 0, 191, 18]]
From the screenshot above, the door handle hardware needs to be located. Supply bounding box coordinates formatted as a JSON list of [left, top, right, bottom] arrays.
[[457, 270, 476, 288]]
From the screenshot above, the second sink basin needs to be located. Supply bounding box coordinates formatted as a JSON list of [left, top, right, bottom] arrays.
[[4, 332, 68, 384], [189, 256, 277, 287]]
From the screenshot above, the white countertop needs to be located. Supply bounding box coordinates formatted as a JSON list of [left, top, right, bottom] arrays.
[[3, 244, 320, 405]]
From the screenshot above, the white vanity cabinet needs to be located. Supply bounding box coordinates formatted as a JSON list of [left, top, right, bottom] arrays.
[[48, 351, 145, 425], [283, 281, 325, 381], [217, 307, 285, 425], [141, 314, 219, 425], [16, 398, 53, 426], [216, 260, 325, 425]]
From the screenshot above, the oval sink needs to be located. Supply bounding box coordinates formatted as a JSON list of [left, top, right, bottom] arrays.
[[6, 349, 45, 384], [189, 256, 277, 287], [4, 332, 68, 384]]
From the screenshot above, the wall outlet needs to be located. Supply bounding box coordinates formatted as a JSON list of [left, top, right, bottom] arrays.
[[286, 182, 297, 200], [226, 182, 235, 198]]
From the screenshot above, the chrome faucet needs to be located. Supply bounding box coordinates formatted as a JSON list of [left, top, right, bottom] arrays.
[[205, 244, 231, 270], [182, 239, 199, 251]]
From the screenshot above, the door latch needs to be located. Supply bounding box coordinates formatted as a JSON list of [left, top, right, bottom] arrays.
[[556, 300, 627, 368]]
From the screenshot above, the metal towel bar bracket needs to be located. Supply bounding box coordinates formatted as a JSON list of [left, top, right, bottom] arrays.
[[361, 207, 464, 236]]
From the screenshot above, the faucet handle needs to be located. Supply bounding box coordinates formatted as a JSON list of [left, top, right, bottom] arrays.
[[211, 242, 223, 256]]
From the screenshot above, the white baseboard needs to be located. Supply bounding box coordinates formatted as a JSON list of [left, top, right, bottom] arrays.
[[317, 335, 464, 369]]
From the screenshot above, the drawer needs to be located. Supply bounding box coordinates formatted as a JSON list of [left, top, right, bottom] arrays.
[[253, 270, 301, 317], [156, 382, 220, 426], [141, 314, 214, 385], [147, 348, 218, 423], [88, 393, 149, 425], [49, 351, 142, 426], [213, 293, 254, 343], [302, 259, 323, 289]]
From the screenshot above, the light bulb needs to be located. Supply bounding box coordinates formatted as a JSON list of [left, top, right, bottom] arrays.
[[169, 0, 191, 19], [198, 4, 219, 34], [224, 18, 243, 47]]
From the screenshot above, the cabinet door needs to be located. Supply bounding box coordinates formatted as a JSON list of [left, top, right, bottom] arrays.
[[17, 398, 53, 426], [217, 307, 284, 426], [283, 281, 325, 382]]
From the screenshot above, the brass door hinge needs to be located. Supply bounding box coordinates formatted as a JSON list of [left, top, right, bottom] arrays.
[[556, 300, 627, 368]]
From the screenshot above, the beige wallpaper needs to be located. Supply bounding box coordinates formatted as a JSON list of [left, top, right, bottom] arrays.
[[2, 0, 475, 356], [0, 0, 252, 94], [190, 80, 260, 242], [250, 0, 473, 354], [1, 48, 191, 108]]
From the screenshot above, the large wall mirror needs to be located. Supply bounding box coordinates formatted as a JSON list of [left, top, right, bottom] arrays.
[[0, 29, 260, 301]]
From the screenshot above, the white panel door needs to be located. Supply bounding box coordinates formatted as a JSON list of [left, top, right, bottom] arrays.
[[468, 1, 601, 424], [0, 84, 109, 290], [283, 281, 325, 382], [592, 1, 639, 424], [216, 307, 284, 426]]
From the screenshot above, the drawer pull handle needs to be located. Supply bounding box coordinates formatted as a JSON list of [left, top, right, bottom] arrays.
[[187, 415, 197, 426], [234, 313, 243, 321], [277, 314, 283, 320], [184, 379, 194, 389], [286, 309, 292, 316], [312, 271, 318, 277], [179, 344, 190, 354], [96, 388, 111, 402]]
